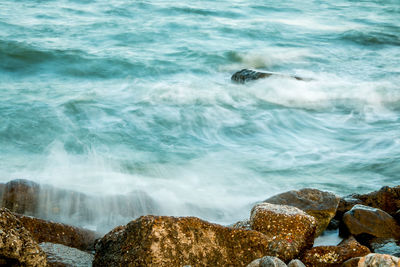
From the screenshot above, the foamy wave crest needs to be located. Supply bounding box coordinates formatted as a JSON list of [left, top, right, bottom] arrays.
[[222, 47, 314, 71]]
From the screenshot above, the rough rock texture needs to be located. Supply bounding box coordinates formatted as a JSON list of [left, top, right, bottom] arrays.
[[246, 256, 287, 267], [369, 238, 400, 257], [40, 242, 94, 267], [93, 215, 307, 267], [287, 259, 306, 267], [231, 219, 251, 230], [264, 188, 340, 236], [341, 205, 400, 239], [231, 69, 305, 83], [15, 213, 99, 251], [0, 208, 47, 267], [358, 253, 400, 266], [250, 203, 316, 260], [336, 186, 400, 220], [300, 236, 370, 267], [1, 179, 40, 215]]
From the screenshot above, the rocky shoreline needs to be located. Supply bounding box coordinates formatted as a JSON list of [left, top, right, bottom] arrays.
[[1, 179, 399, 266]]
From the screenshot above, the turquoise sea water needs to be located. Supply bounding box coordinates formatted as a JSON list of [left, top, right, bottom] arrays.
[[1, 0, 399, 229]]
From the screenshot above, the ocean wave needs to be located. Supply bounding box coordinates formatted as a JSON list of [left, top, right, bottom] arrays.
[[339, 29, 400, 46], [0, 39, 147, 78]]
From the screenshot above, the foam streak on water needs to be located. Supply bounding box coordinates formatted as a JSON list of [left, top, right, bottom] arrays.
[[0, 0, 399, 230]]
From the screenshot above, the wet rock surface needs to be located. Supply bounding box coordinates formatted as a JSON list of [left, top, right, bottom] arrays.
[[341, 205, 400, 239], [250, 203, 316, 260], [300, 236, 370, 267], [231, 69, 305, 83], [0, 208, 48, 267], [264, 188, 340, 236], [15, 213, 99, 251], [93, 215, 302, 267], [40, 242, 94, 267]]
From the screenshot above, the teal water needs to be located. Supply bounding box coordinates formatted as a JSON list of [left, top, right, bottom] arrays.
[[1, 0, 400, 229]]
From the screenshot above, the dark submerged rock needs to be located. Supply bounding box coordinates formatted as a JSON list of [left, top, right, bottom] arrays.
[[264, 188, 340, 236], [0, 208, 48, 266], [93, 215, 301, 267], [300, 236, 370, 267], [231, 69, 306, 83]]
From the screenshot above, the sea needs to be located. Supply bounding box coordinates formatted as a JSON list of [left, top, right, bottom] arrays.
[[1, 0, 399, 232]]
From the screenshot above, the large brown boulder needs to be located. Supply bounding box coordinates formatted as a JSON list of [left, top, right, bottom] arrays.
[[336, 186, 400, 220], [264, 188, 340, 236], [93, 215, 307, 267], [14, 213, 99, 251], [250, 203, 316, 261], [300, 236, 370, 267], [341, 205, 400, 240], [0, 208, 47, 266]]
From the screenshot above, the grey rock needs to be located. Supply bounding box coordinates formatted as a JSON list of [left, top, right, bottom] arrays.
[[260, 256, 287, 267], [287, 259, 306, 267], [247, 258, 262, 267], [40, 242, 93, 267]]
